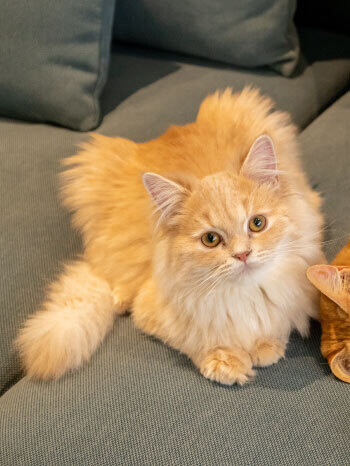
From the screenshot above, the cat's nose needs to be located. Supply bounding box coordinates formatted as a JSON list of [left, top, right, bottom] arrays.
[[234, 250, 251, 262]]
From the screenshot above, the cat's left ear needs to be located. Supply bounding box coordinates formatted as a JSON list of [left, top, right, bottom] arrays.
[[142, 172, 189, 223], [307, 265, 340, 296], [307, 265, 349, 312], [241, 135, 278, 186]]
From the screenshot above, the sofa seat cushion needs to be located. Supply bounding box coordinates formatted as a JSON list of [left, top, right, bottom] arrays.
[[0, 26, 349, 392], [0, 27, 349, 448], [1, 317, 349, 465]]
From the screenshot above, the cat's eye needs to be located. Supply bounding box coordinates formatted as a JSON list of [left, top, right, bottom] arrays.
[[201, 232, 222, 248], [249, 215, 267, 232]]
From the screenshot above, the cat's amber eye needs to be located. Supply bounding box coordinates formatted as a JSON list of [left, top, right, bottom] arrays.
[[249, 215, 267, 233], [201, 232, 222, 248]]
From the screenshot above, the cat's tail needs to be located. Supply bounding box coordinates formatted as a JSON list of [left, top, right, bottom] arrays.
[[15, 261, 118, 380]]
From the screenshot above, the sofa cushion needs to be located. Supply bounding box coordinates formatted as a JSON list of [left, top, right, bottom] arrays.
[[1, 318, 349, 465], [102, 28, 350, 141], [300, 91, 350, 261], [0, 27, 349, 394], [0, 122, 84, 393], [0, 32, 349, 464], [114, 0, 300, 76], [0, 0, 115, 131]]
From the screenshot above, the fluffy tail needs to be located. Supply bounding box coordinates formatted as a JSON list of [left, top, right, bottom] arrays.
[[16, 261, 116, 380]]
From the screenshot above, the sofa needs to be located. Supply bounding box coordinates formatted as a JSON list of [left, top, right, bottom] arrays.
[[1, 2, 349, 465]]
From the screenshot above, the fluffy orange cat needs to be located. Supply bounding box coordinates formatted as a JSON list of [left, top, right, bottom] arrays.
[[307, 241, 350, 383], [16, 88, 325, 385]]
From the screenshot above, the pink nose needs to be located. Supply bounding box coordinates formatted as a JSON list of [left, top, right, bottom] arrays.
[[234, 251, 251, 262]]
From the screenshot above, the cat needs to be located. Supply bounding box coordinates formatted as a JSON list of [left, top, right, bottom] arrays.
[[16, 87, 325, 385], [307, 241, 350, 383]]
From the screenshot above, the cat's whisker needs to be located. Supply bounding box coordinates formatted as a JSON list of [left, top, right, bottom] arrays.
[[190, 263, 228, 284], [320, 234, 350, 245], [206, 270, 232, 297], [261, 235, 332, 256], [271, 235, 349, 257], [190, 263, 232, 297], [195, 264, 232, 297]]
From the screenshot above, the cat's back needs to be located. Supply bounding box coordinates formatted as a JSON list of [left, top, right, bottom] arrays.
[[332, 240, 350, 266], [138, 87, 302, 180], [62, 87, 305, 216], [61, 87, 301, 241]]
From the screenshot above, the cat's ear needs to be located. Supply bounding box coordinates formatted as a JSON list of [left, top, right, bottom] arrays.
[[307, 265, 341, 295], [307, 265, 349, 312], [142, 172, 189, 222], [240, 135, 278, 186]]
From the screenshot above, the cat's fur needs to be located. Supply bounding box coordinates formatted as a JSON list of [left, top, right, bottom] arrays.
[[16, 88, 325, 384], [307, 241, 350, 383]]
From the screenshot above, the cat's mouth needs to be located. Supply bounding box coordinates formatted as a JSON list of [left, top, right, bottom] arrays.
[[237, 258, 260, 270], [232, 258, 267, 278], [229, 260, 255, 278]]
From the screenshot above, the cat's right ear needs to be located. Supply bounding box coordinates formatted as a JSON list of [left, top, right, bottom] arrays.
[[142, 172, 189, 222]]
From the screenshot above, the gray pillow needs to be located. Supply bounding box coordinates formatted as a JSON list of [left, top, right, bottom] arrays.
[[114, 0, 299, 76], [0, 1, 115, 131]]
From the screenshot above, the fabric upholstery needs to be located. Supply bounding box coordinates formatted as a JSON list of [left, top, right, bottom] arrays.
[[114, 0, 299, 76], [102, 29, 350, 141], [0, 27, 349, 394], [300, 91, 350, 261], [1, 318, 349, 465], [0, 0, 115, 131], [0, 29, 349, 466]]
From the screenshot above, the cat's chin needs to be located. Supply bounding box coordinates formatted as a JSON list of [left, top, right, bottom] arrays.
[[226, 260, 268, 283], [226, 262, 255, 280]]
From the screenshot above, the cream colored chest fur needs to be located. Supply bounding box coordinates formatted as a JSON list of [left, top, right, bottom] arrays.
[[150, 257, 319, 359]]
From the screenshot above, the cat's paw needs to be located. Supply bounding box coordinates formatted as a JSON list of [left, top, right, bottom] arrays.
[[112, 288, 130, 315], [251, 339, 285, 367], [199, 347, 255, 385]]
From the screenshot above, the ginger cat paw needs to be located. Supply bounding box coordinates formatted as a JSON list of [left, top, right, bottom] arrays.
[[251, 339, 285, 367], [199, 347, 255, 385]]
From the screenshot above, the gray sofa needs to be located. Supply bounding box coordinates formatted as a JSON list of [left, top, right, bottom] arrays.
[[1, 10, 350, 466]]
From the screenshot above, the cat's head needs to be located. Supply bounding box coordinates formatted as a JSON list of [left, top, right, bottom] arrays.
[[307, 264, 350, 314], [143, 135, 300, 291]]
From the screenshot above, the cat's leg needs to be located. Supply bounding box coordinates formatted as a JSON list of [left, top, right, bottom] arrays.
[[133, 282, 255, 385], [196, 347, 255, 386], [250, 338, 286, 367], [131, 280, 164, 338], [16, 260, 123, 380]]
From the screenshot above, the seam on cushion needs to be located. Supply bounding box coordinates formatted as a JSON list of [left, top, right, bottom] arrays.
[[90, 0, 116, 130], [288, 0, 300, 68], [0, 371, 23, 398], [283, 0, 299, 74], [269, 0, 299, 76]]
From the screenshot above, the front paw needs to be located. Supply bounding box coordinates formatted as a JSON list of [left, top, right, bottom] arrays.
[[251, 339, 285, 367], [199, 347, 255, 385]]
